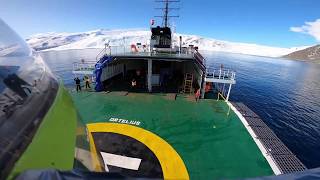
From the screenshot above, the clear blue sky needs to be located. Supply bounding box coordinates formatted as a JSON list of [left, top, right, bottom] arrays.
[[0, 0, 319, 47]]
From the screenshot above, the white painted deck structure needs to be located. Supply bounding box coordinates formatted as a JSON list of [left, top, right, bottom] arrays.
[[204, 67, 236, 101]]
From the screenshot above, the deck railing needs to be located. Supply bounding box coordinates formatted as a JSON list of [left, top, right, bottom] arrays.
[[193, 50, 206, 70], [206, 67, 236, 81], [204, 66, 236, 101], [95, 45, 198, 60], [72, 61, 96, 75]]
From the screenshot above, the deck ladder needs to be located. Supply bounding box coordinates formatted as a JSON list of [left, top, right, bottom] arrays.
[[183, 73, 193, 94]]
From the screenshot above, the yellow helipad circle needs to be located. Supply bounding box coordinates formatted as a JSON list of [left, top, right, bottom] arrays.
[[87, 122, 189, 179]]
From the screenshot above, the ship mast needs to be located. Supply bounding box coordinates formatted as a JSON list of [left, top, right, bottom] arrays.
[[155, 0, 179, 27], [164, 0, 169, 27]]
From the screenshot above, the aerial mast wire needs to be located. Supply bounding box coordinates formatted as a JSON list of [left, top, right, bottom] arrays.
[[155, 0, 179, 27]]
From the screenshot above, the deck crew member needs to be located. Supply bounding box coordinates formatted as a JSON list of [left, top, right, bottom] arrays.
[[131, 78, 137, 92], [205, 82, 211, 93], [74, 77, 81, 92], [195, 88, 200, 102], [83, 75, 91, 89]]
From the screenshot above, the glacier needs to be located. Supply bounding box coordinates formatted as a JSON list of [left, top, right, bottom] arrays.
[[26, 29, 308, 58]]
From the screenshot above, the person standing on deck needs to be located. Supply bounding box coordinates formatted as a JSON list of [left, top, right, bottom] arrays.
[[195, 88, 200, 102], [83, 75, 91, 89], [205, 82, 211, 93], [131, 78, 137, 92], [74, 77, 81, 92]]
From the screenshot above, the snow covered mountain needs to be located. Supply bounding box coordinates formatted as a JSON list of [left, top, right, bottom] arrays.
[[26, 29, 308, 57]]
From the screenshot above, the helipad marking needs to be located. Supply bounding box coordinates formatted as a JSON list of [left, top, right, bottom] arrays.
[[109, 117, 141, 126], [87, 122, 189, 179], [100, 152, 142, 171]]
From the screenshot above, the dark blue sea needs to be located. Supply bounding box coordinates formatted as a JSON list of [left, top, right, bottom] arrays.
[[41, 49, 320, 169]]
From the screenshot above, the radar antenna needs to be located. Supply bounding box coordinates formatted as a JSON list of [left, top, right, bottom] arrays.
[[155, 0, 179, 27]]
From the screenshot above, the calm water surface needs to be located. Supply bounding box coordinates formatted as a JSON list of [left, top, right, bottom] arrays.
[[41, 49, 320, 169]]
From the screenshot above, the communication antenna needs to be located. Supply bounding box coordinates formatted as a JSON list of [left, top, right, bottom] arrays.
[[154, 0, 180, 27]]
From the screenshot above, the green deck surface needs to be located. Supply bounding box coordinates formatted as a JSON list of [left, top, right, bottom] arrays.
[[71, 91, 273, 179], [9, 86, 78, 179]]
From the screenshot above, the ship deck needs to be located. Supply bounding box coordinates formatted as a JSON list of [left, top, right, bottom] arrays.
[[70, 91, 273, 179]]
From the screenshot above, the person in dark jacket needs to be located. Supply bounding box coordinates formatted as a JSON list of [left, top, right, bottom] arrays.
[[74, 77, 81, 92]]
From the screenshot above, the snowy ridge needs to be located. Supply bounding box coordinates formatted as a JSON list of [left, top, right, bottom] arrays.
[[283, 44, 320, 62], [26, 29, 308, 57]]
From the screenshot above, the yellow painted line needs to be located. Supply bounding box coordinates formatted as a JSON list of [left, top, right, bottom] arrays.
[[218, 92, 226, 101], [87, 129, 103, 171], [87, 123, 189, 179]]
